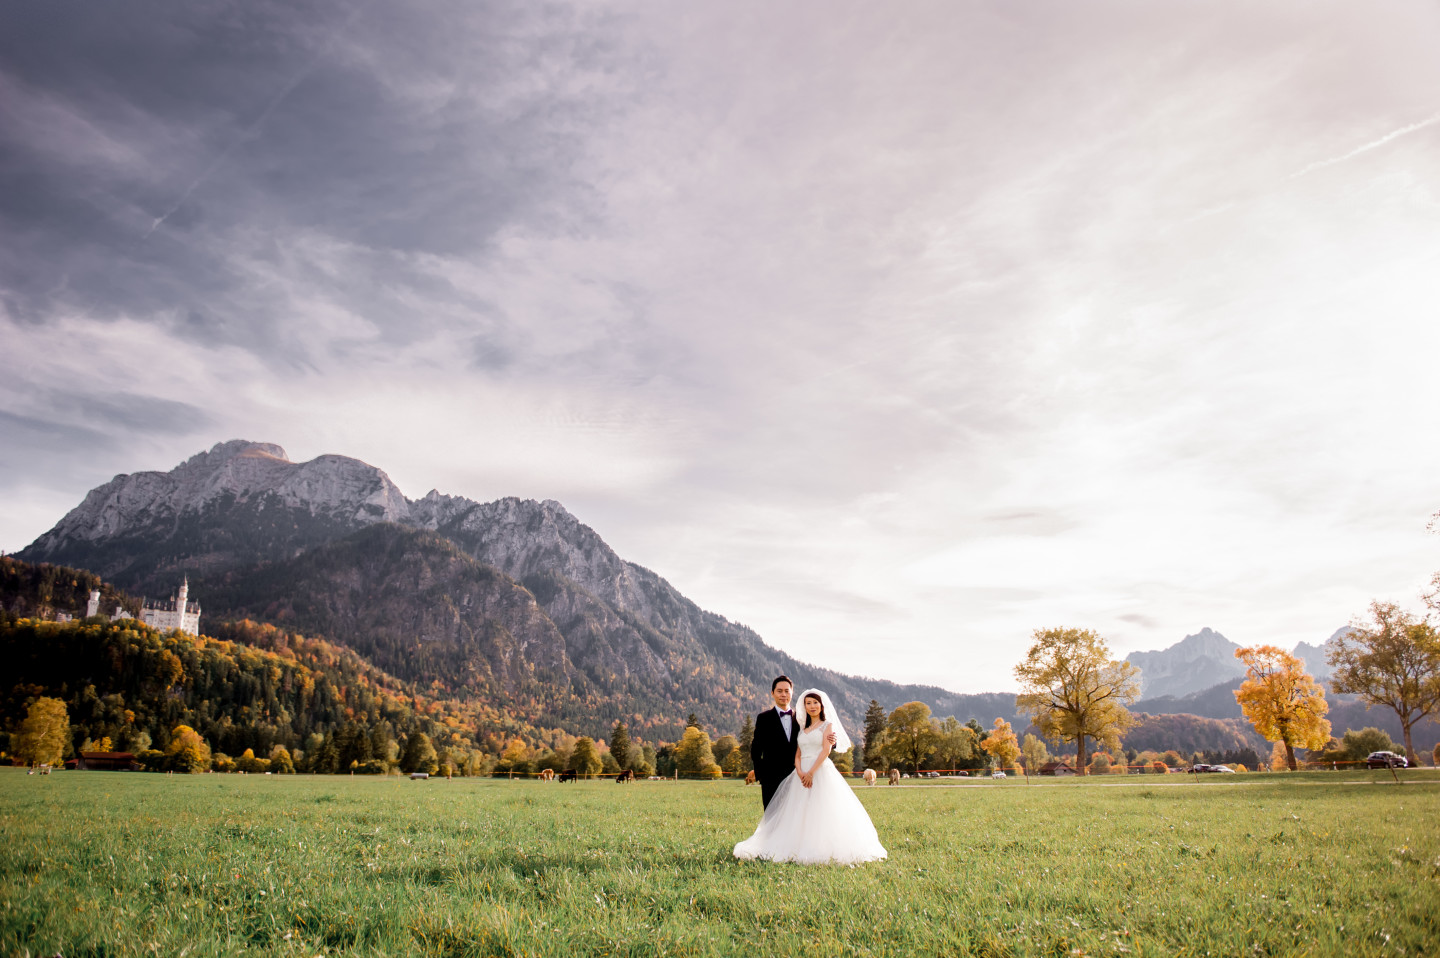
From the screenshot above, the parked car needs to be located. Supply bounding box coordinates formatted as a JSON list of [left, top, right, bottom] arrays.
[[1188, 763, 1233, 773], [1367, 751, 1408, 769], [1214, 764, 1235, 773], [991, 770, 1006, 779]]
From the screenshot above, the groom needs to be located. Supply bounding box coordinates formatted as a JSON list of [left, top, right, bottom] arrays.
[[749, 675, 836, 809]]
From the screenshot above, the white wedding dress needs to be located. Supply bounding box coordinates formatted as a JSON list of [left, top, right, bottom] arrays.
[[733, 721, 888, 864]]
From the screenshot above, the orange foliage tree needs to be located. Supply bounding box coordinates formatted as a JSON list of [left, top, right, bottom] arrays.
[[979, 717, 1020, 772], [1233, 646, 1330, 771]]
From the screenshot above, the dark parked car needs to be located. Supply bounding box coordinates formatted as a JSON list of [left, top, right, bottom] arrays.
[[1366, 751, 1408, 769]]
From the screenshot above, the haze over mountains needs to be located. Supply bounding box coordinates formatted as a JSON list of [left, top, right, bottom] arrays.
[[19, 440, 1416, 751]]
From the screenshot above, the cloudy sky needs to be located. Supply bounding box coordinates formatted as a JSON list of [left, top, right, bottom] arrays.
[[3, 1, 1438, 692]]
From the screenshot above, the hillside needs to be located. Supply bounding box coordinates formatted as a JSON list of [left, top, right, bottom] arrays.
[[15, 441, 1020, 737]]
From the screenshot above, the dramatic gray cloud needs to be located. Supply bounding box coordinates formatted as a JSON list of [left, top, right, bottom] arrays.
[[4, 1, 1439, 691]]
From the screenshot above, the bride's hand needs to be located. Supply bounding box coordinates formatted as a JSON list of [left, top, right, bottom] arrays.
[[799, 771, 813, 788]]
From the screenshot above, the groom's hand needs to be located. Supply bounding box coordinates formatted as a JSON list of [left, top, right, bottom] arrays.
[[824, 727, 837, 748]]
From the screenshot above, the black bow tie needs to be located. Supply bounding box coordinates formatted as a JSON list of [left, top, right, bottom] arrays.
[[779, 709, 793, 716]]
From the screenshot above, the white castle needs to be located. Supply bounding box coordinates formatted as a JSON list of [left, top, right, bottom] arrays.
[[88, 579, 200, 634]]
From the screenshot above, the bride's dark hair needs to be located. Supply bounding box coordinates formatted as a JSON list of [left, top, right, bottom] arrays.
[[802, 692, 825, 728]]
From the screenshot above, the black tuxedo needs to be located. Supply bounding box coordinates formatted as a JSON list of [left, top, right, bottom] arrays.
[[750, 707, 800, 809]]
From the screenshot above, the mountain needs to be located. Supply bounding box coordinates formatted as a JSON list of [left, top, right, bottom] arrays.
[[1292, 628, 1348, 681], [18, 441, 1017, 740], [1124, 627, 1246, 699]]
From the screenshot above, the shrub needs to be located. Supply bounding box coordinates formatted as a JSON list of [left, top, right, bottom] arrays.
[[1231, 764, 1247, 773], [700, 763, 723, 779], [1088, 753, 1111, 774], [1151, 760, 1168, 774], [212, 754, 237, 773]]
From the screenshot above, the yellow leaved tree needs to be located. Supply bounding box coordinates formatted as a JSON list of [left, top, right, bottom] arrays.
[[17, 697, 70, 767], [1233, 646, 1330, 771], [979, 717, 1020, 773], [1014, 628, 1140, 776]]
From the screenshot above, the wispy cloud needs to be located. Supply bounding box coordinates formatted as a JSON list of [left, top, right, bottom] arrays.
[[1287, 111, 1440, 181]]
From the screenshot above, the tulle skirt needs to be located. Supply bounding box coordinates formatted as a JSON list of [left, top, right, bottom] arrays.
[[733, 759, 888, 864]]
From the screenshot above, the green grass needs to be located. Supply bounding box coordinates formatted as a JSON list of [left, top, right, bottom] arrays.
[[2, 770, 1436, 957]]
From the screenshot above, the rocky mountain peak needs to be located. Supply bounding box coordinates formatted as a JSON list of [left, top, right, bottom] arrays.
[[20, 440, 410, 562], [1126, 627, 1245, 700]]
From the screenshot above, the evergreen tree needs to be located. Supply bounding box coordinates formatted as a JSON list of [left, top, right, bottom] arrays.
[[686, 712, 700, 728], [861, 700, 887, 773], [738, 715, 755, 771], [609, 721, 632, 771]]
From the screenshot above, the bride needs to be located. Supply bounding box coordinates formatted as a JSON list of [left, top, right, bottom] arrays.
[[733, 688, 888, 864]]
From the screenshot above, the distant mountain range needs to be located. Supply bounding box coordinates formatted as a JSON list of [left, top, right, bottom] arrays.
[[1123, 625, 1347, 701], [16, 441, 1010, 740], [16, 440, 1429, 754]]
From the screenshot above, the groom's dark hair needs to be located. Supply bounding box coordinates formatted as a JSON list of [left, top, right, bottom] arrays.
[[771, 675, 792, 691]]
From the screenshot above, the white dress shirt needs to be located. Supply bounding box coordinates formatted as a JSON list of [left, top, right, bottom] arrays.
[[775, 705, 794, 739]]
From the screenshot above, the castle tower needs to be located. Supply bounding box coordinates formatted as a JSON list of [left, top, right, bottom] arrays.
[[177, 577, 189, 614], [86, 590, 101, 618]]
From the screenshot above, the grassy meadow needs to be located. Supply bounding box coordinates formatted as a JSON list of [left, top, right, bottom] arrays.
[[2, 769, 1437, 958]]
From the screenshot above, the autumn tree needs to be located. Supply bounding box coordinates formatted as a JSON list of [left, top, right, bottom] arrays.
[[571, 737, 602, 776], [861, 700, 887, 772], [165, 725, 212, 773], [1014, 628, 1139, 776], [1269, 740, 1289, 771], [711, 734, 739, 766], [1328, 602, 1440, 766], [1233, 645, 1330, 771], [1021, 734, 1049, 775], [673, 726, 719, 778], [721, 748, 747, 777], [270, 745, 295, 774], [881, 702, 938, 773], [17, 697, 69, 767], [980, 717, 1020, 772], [401, 732, 439, 774]]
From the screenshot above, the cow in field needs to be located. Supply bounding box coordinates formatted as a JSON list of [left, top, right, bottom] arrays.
[[863, 769, 877, 786], [888, 768, 901, 785], [558, 769, 578, 783], [538, 769, 555, 782], [744, 770, 757, 786], [615, 769, 634, 783]]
